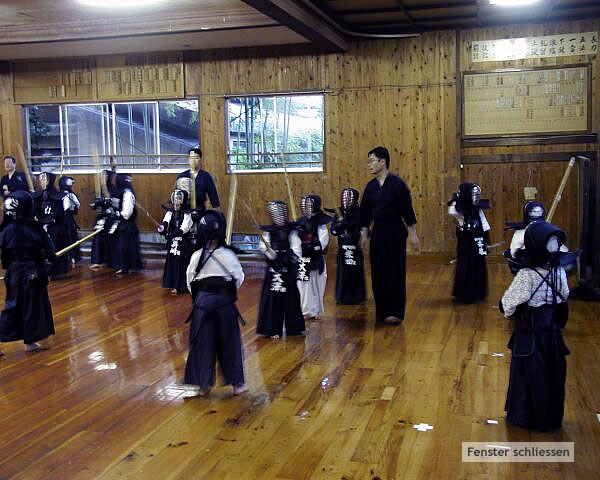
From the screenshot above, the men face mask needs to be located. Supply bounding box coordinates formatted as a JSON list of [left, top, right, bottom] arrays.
[[267, 201, 288, 226], [300, 196, 315, 218], [39, 173, 49, 191], [471, 185, 481, 206], [171, 190, 185, 211]]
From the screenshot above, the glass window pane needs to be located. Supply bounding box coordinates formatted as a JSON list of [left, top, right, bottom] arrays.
[[114, 102, 156, 167], [158, 100, 199, 166], [64, 104, 107, 167], [27, 105, 61, 168], [226, 94, 323, 173]]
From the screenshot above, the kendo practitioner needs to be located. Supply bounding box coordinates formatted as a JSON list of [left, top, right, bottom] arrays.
[[58, 176, 81, 264], [110, 173, 142, 275], [90, 170, 117, 270], [32, 172, 69, 279], [1, 155, 29, 198], [503, 201, 546, 274], [359, 147, 419, 324], [256, 200, 305, 339], [176, 147, 220, 213], [329, 188, 366, 305], [159, 186, 193, 294], [184, 210, 247, 396], [500, 221, 577, 431], [296, 194, 331, 319], [447, 183, 491, 303], [0, 191, 55, 355]]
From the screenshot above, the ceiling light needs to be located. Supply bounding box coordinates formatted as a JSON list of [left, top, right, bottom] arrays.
[[77, 0, 164, 8], [489, 0, 540, 6]]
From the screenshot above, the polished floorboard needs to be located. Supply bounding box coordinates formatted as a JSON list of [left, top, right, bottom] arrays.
[[0, 258, 598, 480]]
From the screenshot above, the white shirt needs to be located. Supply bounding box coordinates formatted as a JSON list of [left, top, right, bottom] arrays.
[[448, 202, 490, 231], [501, 266, 569, 317], [121, 190, 135, 220], [162, 211, 193, 234], [186, 247, 244, 293], [63, 192, 80, 212]]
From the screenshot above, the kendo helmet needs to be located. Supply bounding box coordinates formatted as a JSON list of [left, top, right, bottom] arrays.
[[170, 189, 188, 211], [197, 210, 226, 242], [4, 190, 34, 220], [38, 171, 56, 191], [300, 194, 321, 218], [175, 176, 192, 196], [523, 221, 567, 267], [340, 188, 359, 213], [58, 176, 75, 192], [456, 182, 481, 211], [116, 173, 133, 192], [267, 200, 289, 226], [523, 201, 545, 225]]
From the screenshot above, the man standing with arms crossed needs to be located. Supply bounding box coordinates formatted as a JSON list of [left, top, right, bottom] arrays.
[[359, 147, 420, 324]]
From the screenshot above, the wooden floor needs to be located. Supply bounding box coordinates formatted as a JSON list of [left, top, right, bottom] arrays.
[[0, 258, 598, 480]]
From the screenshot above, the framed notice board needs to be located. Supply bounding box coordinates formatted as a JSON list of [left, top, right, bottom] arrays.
[[463, 65, 591, 138]]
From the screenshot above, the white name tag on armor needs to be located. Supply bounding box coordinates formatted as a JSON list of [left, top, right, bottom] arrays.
[[342, 245, 357, 265], [297, 257, 310, 281], [270, 271, 287, 292], [475, 237, 487, 256], [169, 236, 182, 256]]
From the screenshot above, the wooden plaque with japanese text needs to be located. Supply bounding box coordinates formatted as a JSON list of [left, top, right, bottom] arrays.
[[12, 59, 96, 104], [463, 65, 590, 138], [96, 53, 184, 101]]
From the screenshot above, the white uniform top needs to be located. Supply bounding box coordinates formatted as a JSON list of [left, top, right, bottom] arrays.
[[186, 247, 244, 293], [121, 190, 135, 220], [259, 230, 302, 260], [448, 202, 490, 231], [501, 266, 569, 317], [162, 210, 193, 234], [63, 192, 80, 212]]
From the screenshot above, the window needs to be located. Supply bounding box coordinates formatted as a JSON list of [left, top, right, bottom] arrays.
[[226, 94, 324, 173], [25, 99, 198, 171]]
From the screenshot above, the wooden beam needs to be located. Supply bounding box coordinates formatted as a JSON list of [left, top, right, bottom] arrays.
[[335, 2, 477, 15], [462, 134, 597, 147], [461, 151, 597, 164], [393, 0, 420, 32], [241, 0, 347, 52]]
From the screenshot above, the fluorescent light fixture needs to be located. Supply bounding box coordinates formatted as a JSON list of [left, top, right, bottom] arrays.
[[489, 0, 540, 6], [77, 0, 164, 7]]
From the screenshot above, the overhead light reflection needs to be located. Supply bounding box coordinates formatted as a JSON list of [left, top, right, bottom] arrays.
[[489, 0, 540, 6], [77, 0, 165, 8]]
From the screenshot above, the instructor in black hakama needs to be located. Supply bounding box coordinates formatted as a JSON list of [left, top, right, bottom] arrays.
[[1, 191, 55, 354], [359, 147, 419, 324]]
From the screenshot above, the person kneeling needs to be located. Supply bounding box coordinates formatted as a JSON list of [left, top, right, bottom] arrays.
[[184, 210, 247, 396]]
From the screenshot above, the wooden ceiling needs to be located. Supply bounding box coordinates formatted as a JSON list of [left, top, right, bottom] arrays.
[[0, 0, 599, 59], [302, 0, 600, 34]]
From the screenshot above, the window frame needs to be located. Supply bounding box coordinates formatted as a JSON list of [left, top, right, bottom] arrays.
[[24, 98, 199, 173], [224, 92, 325, 174]]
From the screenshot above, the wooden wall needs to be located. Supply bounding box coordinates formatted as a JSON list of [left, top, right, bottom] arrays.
[[460, 19, 600, 251], [2, 18, 599, 256], [189, 34, 458, 253]]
